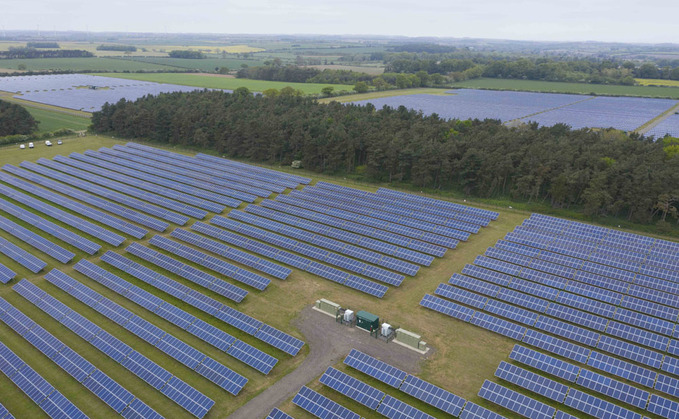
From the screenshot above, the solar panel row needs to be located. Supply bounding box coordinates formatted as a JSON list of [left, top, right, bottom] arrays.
[[0, 297, 162, 418], [286, 190, 460, 248], [170, 228, 291, 280], [52, 155, 224, 214], [70, 152, 243, 208], [194, 220, 388, 298], [84, 149, 258, 202], [250, 202, 434, 266], [0, 168, 152, 238], [17, 161, 189, 226], [376, 187, 499, 220], [228, 209, 409, 283], [46, 267, 248, 396], [270, 195, 448, 257], [0, 339, 88, 419], [119, 144, 289, 193], [296, 186, 472, 241], [125, 242, 248, 303], [34, 158, 208, 219], [13, 279, 214, 418], [0, 197, 101, 254], [101, 250, 298, 362], [194, 151, 311, 185], [292, 386, 361, 419], [241, 206, 421, 276], [266, 407, 294, 419], [149, 234, 271, 291], [0, 402, 13, 419], [0, 177, 123, 246], [478, 380, 555, 419], [0, 262, 16, 284], [313, 181, 484, 231], [0, 215, 74, 263], [320, 366, 385, 410], [0, 236, 47, 273]]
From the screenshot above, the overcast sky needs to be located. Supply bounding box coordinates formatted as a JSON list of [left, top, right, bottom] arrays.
[[2, 0, 677, 44]]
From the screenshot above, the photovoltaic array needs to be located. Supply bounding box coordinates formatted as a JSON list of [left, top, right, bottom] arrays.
[[421, 212, 679, 418]]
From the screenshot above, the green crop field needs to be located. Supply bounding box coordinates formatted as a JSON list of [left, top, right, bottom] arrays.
[[96, 72, 356, 94], [119, 56, 268, 72], [0, 57, 178, 72], [449, 77, 679, 99], [24, 107, 91, 132], [1, 135, 677, 419]]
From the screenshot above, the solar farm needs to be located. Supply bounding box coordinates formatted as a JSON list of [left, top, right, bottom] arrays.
[[1, 137, 679, 419], [351, 89, 679, 136], [0, 75, 222, 112]]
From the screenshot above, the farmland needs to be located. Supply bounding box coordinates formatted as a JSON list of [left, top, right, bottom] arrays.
[[0, 41, 264, 57], [24, 107, 90, 132], [449, 78, 679, 99], [0, 57, 178, 72], [636, 79, 679, 87], [96, 72, 356, 94]]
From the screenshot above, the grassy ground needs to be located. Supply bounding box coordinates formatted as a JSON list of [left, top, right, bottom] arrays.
[[318, 88, 452, 103], [1, 136, 677, 419], [305, 64, 385, 75], [449, 78, 679, 99], [118, 57, 267, 72], [24, 107, 91, 132], [95, 73, 355, 94], [0, 57, 178, 72]]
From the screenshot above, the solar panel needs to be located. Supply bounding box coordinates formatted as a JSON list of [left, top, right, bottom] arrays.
[[292, 386, 361, 419], [0, 215, 75, 263], [494, 361, 568, 403], [470, 312, 527, 341], [0, 236, 47, 273], [586, 351, 657, 388], [377, 395, 436, 419], [319, 366, 385, 410], [0, 402, 13, 419], [419, 294, 476, 322], [267, 408, 295, 419], [344, 348, 407, 388], [0, 262, 16, 284], [226, 340, 278, 375], [564, 388, 641, 419], [508, 345, 580, 382], [460, 402, 507, 419], [647, 394, 679, 419], [0, 340, 87, 419], [254, 324, 305, 357], [521, 330, 591, 364], [399, 374, 466, 417], [576, 368, 649, 409], [478, 380, 555, 419]]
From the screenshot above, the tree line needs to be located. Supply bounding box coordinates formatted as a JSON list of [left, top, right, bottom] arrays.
[[97, 44, 137, 52], [0, 100, 38, 136], [0, 47, 93, 59], [90, 90, 679, 227], [168, 50, 205, 59]]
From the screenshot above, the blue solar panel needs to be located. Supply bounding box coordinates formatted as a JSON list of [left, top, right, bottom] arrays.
[[226, 339, 278, 375], [0, 402, 13, 419], [255, 324, 304, 357], [460, 402, 506, 419], [377, 395, 435, 419], [647, 394, 679, 419], [292, 386, 361, 419], [509, 345, 580, 382], [478, 380, 555, 419], [470, 312, 527, 341], [344, 348, 407, 388], [319, 367, 385, 410], [564, 388, 641, 419], [420, 294, 476, 322], [494, 361, 568, 403], [0, 236, 47, 273], [586, 351, 657, 388], [267, 408, 295, 419], [576, 368, 650, 409], [521, 330, 591, 364], [399, 374, 466, 417], [0, 262, 16, 284], [0, 215, 74, 263]]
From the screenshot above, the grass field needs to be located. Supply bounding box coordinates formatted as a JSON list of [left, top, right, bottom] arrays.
[[0, 41, 264, 57], [119, 56, 268, 72], [305, 64, 385, 75], [0, 57, 178, 72], [24, 107, 91, 132], [96, 72, 356, 94], [1, 136, 677, 419], [449, 77, 679, 99], [318, 88, 452, 103], [636, 78, 679, 87]]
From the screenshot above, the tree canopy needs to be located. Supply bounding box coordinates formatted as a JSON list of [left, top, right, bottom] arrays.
[[0, 100, 38, 136]]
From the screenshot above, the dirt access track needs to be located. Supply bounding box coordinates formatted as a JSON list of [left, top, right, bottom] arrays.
[[228, 305, 429, 418]]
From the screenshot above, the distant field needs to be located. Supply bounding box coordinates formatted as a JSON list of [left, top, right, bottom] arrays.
[[318, 88, 451, 103], [24, 107, 91, 132], [96, 72, 356, 94], [305, 64, 384, 74], [119, 56, 267, 72], [0, 57, 177, 72], [449, 78, 679, 99], [0, 41, 264, 57], [636, 78, 679, 87]]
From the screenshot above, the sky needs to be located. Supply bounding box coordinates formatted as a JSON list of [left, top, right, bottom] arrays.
[[1, 0, 678, 44]]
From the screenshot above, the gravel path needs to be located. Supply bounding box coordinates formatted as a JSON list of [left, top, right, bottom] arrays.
[[228, 305, 429, 419]]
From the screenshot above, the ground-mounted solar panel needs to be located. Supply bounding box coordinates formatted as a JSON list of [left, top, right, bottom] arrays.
[[0, 215, 74, 263], [0, 236, 47, 273], [533, 315, 600, 347], [494, 361, 568, 403], [267, 407, 295, 419], [125, 242, 248, 303], [194, 150, 311, 185], [647, 394, 679, 419], [478, 380, 555, 419], [376, 187, 499, 221], [0, 340, 87, 419], [470, 312, 527, 341], [15, 161, 189, 226], [254, 324, 304, 357], [576, 368, 650, 409], [509, 345, 580, 382], [521, 330, 591, 364], [343, 348, 407, 388], [0, 168, 151, 238], [564, 388, 641, 419], [319, 366, 385, 410], [0, 262, 17, 284], [420, 294, 476, 322], [0, 402, 13, 419], [399, 374, 466, 417], [226, 339, 278, 375], [460, 402, 507, 419], [12, 279, 215, 418], [596, 334, 663, 369], [586, 351, 657, 388], [292, 386, 361, 419], [434, 283, 488, 309]]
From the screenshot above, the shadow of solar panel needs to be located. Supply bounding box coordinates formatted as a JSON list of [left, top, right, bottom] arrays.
[[343, 348, 407, 388], [320, 366, 385, 409]]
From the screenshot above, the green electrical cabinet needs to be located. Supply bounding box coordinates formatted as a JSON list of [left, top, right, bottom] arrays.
[[356, 310, 379, 333]]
